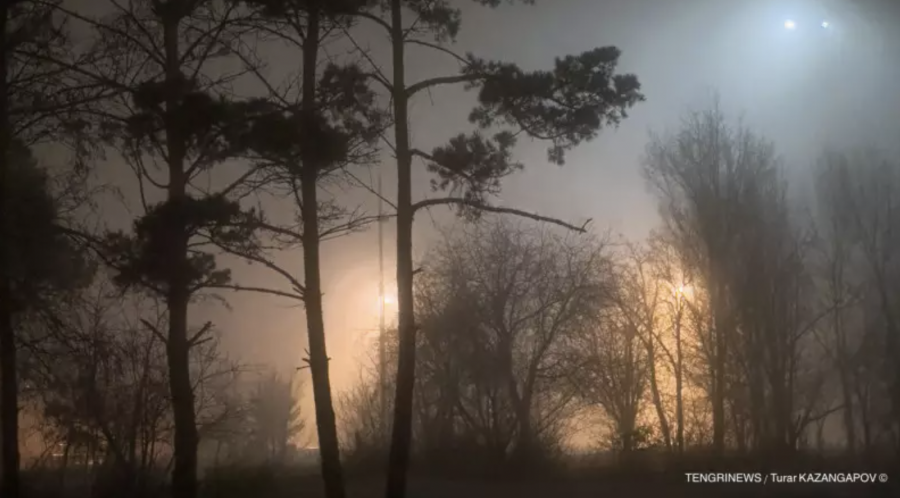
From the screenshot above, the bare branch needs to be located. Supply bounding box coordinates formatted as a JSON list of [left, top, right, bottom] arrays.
[[404, 39, 470, 66], [413, 197, 591, 233], [406, 73, 479, 99]]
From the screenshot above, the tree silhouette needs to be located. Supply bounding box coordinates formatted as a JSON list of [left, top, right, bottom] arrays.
[[22, 279, 250, 494], [643, 101, 837, 455], [1, 140, 91, 498], [218, 2, 387, 497], [814, 147, 900, 453], [1, 2, 104, 494], [345, 2, 644, 495], [420, 220, 609, 461], [41, 3, 278, 497]]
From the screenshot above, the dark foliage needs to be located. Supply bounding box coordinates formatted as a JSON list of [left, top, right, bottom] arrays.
[[465, 47, 644, 165], [5, 142, 92, 313]]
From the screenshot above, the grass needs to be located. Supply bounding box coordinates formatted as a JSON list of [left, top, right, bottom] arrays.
[[19, 450, 898, 498]]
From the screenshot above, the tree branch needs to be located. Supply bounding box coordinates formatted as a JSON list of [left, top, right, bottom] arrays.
[[412, 197, 591, 233], [202, 284, 304, 303], [404, 39, 471, 66], [338, 25, 393, 93], [406, 74, 481, 98], [188, 321, 215, 348], [351, 11, 393, 36], [410, 147, 477, 184], [140, 318, 168, 344]]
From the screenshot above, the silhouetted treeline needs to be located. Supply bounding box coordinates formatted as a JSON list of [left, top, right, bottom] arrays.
[[1, 2, 896, 498]]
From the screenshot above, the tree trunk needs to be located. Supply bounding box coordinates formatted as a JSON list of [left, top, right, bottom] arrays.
[[674, 316, 685, 453], [831, 256, 857, 454], [712, 289, 727, 453], [61, 438, 71, 488], [620, 417, 635, 454], [769, 370, 789, 452], [644, 341, 672, 450], [730, 401, 746, 453], [871, 270, 900, 454], [299, 6, 347, 498], [166, 293, 197, 498], [887, 324, 900, 455], [0, 272, 18, 498], [510, 388, 534, 460], [837, 347, 857, 453], [504, 343, 535, 460], [0, 2, 20, 496], [857, 381, 872, 451], [163, 17, 198, 498], [385, 1, 417, 496]]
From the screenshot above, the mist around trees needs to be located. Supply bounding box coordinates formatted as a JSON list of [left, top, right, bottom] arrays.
[[0, 1, 898, 498]]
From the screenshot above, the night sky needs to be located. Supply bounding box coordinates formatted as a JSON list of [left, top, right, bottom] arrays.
[[59, 0, 900, 447]]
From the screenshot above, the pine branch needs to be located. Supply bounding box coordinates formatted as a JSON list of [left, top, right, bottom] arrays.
[[412, 197, 591, 233]]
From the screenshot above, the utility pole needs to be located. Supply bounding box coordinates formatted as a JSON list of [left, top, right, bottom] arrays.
[[377, 171, 387, 437]]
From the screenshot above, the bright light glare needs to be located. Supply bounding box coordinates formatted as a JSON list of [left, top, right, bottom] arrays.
[[674, 284, 693, 297], [821, 21, 829, 28], [784, 20, 796, 30], [382, 294, 396, 305]]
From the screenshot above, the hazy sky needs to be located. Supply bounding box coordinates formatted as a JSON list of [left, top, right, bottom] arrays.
[[74, 0, 900, 442]]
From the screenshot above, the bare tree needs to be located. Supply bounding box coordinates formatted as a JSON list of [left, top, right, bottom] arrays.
[[811, 150, 870, 454], [730, 165, 829, 452], [609, 241, 674, 451], [643, 101, 754, 452], [814, 147, 900, 453], [415, 278, 517, 463], [22, 272, 244, 495], [415, 219, 610, 462], [572, 304, 648, 454], [643, 99, 831, 454], [646, 234, 697, 453], [337, 366, 394, 466]]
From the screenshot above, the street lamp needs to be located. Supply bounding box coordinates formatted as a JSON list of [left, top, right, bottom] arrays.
[[672, 281, 693, 299]]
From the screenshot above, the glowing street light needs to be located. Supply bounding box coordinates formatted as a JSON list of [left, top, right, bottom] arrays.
[[374, 291, 397, 314], [673, 283, 693, 298]]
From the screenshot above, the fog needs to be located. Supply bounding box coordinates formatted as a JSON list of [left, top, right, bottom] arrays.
[[4, 1, 900, 497], [185, 0, 900, 446]]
